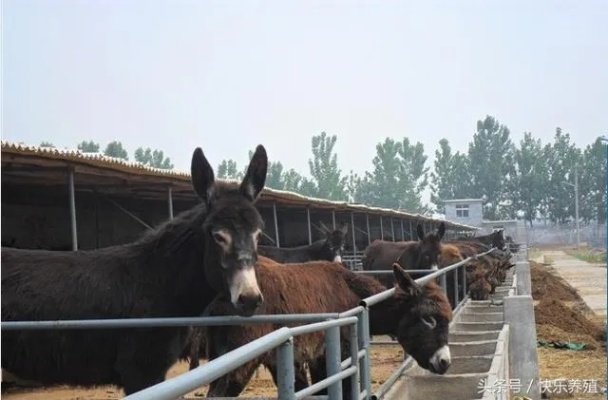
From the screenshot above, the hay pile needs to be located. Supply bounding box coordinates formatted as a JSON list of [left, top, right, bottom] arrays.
[[530, 262, 580, 301], [530, 261, 604, 350], [535, 299, 604, 349]]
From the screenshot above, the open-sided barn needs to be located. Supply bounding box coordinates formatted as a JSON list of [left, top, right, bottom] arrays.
[[1, 141, 477, 255]]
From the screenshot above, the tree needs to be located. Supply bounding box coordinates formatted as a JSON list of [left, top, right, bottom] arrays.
[[40, 141, 55, 148], [543, 128, 582, 224], [513, 133, 547, 226], [354, 138, 402, 207], [77, 141, 100, 153], [134, 147, 174, 169], [307, 132, 348, 200], [578, 138, 606, 223], [217, 160, 242, 180], [398, 138, 429, 212], [351, 137, 430, 213], [430, 139, 470, 213], [103, 141, 128, 160], [467, 116, 516, 220]]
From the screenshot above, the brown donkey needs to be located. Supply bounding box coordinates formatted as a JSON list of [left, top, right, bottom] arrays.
[[204, 257, 453, 398]]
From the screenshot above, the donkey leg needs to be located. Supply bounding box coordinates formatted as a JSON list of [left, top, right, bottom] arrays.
[[266, 361, 310, 391], [116, 333, 181, 395], [206, 359, 260, 397]]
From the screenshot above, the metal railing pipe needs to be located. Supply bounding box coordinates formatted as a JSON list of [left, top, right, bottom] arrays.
[[1, 313, 341, 331]]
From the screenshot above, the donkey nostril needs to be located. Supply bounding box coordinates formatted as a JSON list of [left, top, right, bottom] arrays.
[[440, 358, 450, 369]]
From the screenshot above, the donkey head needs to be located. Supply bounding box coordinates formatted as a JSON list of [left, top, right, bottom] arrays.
[[414, 222, 446, 270], [391, 263, 452, 375], [319, 221, 348, 263], [191, 145, 268, 317]]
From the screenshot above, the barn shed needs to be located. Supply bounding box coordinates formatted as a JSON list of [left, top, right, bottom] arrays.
[[1, 141, 477, 256]]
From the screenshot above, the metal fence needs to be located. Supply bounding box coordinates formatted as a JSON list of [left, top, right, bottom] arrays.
[[1, 248, 496, 400]]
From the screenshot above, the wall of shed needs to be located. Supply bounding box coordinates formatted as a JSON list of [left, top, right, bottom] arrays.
[[2, 183, 472, 251]]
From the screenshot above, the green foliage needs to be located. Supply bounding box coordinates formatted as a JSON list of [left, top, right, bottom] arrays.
[[543, 128, 582, 224], [217, 159, 242, 180], [77, 140, 100, 153], [430, 139, 470, 213], [513, 133, 547, 226], [39, 141, 55, 148], [103, 141, 129, 160], [467, 116, 516, 220], [307, 132, 348, 200], [579, 138, 607, 223], [134, 147, 174, 169], [350, 137, 430, 213]]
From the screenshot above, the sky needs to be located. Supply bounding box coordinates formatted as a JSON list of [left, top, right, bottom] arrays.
[[2, 0, 607, 203]]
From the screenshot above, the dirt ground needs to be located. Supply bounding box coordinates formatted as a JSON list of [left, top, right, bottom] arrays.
[[530, 260, 607, 399], [1, 339, 404, 399]]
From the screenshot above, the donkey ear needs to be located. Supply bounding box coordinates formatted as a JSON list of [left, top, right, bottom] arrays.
[[392, 263, 421, 297], [437, 222, 446, 240], [340, 223, 349, 235], [240, 145, 268, 202], [416, 224, 424, 241], [191, 147, 215, 204], [319, 221, 331, 234]]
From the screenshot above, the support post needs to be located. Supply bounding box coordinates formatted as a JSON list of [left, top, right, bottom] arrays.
[[366, 214, 371, 245], [349, 322, 360, 398], [358, 308, 372, 398], [350, 212, 356, 253], [461, 263, 467, 301], [273, 203, 280, 248], [409, 221, 414, 240], [574, 163, 580, 249], [307, 207, 312, 245], [380, 216, 384, 240], [167, 187, 174, 220], [400, 219, 404, 241], [325, 325, 343, 399], [276, 338, 296, 400], [94, 190, 100, 249], [453, 268, 459, 306], [332, 210, 336, 229], [390, 218, 395, 242], [68, 168, 78, 251]]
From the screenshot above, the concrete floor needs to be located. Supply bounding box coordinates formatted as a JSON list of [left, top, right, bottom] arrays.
[[537, 250, 607, 321]]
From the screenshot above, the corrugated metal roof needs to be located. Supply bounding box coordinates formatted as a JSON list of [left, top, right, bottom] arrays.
[[1, 140, 479, 230]]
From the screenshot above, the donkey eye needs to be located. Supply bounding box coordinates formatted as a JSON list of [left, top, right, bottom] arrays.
[[212, 232, 228, 244]]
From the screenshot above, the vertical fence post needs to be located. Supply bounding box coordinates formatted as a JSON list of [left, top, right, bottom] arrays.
[[167, 187, 174, 220], [461, 263, 467, 300], [400, 219, 405, 241], [390, 218, 395, 242], [409, 220, 414, 240], [358, 308, 372, 398], [349, 321, 360, 398], [380, 216, 384, 240], [68, 168, 78, 251], [332, 211, 337, 229], [453, 268, 459, 306], [307, 207, 312, 245], [440, 274, 447, 294], [276, 337, 296, 400], [325, 325, 342, 399], [350, 212, 356, 254], [273, 203, 281, 248], [366, 214, 371, 245]]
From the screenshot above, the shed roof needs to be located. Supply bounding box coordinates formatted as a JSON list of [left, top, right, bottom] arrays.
[[1, 141, 478, 231]]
